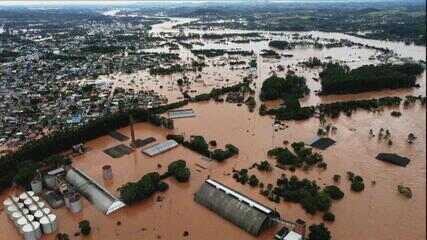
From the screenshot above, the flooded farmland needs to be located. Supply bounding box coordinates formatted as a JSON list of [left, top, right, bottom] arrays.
[[0, 17, 425, 240]]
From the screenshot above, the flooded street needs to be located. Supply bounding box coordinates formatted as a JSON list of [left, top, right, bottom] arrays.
[[0, 17, 425, 240]]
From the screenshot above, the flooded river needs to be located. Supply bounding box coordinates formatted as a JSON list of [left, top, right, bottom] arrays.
[[0, 18, 425, 240]]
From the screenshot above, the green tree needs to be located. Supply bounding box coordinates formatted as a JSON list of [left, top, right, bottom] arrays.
[[308, 223, 331, 240], [79, 220, 91, 236]]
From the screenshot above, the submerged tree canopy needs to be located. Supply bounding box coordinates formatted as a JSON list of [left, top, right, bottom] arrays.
[[319, 62, 424, 94], [260, 74, 309, 101]]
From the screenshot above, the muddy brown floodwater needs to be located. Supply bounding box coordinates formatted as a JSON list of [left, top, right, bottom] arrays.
[[0, 18, 426, 240]]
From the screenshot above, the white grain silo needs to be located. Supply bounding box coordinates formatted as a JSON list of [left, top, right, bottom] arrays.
[[36, 201, 45, 209], [16, 217, 28, 234], [3, 196, 19, 208], [21, 208, 30, 215], [39, 214, 57, 234], [24, 199, 33, 207], [22, 221, 42, 240], [30, 179, 43, 194], [69, 194, 82, 213], [42, 208, 51, 215], [16, 202, 25, 209], [28, 205, 38, 214], [19, 191, 34, 202], [25, 215, 35, 222], [11, 211, 23, 225], [6, 205, 18, 217], [33, 210, 43, 221]]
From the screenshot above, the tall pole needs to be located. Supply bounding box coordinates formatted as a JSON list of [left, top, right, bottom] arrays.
[[129, 114, 136, 147]]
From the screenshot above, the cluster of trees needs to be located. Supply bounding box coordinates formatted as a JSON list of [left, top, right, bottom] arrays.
[[166, 160, 191, 183], [403, 95, 427, 107], [249, 59, 257, 68], [347, 172, 365, 192], [191, 49, 253, 58], [308, 223, 331, 240], [118, 160, 191, 205], [300, 57, 323, 68], [260, 175, 343, 215], [0, 100, 188, 193], [78, 220, 91, 236], [260, 49, 280, 59], [263, 96, 404, 120], [319, 63, 424, 94], [317, 96, 402, 118], [55, 233, 70, 240], [260, 74, 309, 101], [278, 176, 337, 214], [268, 40, 294, 50], [256, 160, 273, 172], [192, 82, 249, 102], [232, 169, 260, 187], [265, 96, 315, 120], [268, 142, 325, 170], [166, 134, 239, 162], [149, 64, 184, 75], [118, 172, 166, 205]]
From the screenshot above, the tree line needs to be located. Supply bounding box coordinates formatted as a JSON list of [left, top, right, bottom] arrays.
[[262, 96, 406, 120]]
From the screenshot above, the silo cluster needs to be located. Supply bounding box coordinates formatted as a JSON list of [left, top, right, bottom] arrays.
[[3, 191, 57, 240]]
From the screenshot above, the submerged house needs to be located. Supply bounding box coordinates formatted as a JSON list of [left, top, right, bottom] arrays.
[[65, 167, 125, 215], [194, 179, 279, 236]]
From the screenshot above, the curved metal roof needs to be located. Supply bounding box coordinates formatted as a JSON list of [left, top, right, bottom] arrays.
[[65, 167, 125, 215], [194, 179, 276, 236]]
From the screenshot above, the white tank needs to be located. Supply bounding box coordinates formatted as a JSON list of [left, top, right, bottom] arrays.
[[34, 210, 43, 220], [69, 194, 82, 213], [24, 198, 33, 207], [25, 215, 35, 222], [30, 179, 43, 194], [28, 205, 38, 213], [19, 191, 34, 202], [21, 208, 30, 215], [42, 208, 51, 215], [31, 196, 40, 202], [16, 217, 28, 234], [22, 222, 41, 240], [7, 205, 18, 216], [39, 214, 57, 234], [16, 202, 25, 209], [11, 211, 23, 225], [3, 196, 19, 207], [36, 202, 45, 209]]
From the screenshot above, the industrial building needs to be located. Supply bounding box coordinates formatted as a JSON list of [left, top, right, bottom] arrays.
[[65, 167, 125, 215], [168, 109, 196, 119], [194, 179, 279, 236], [142, 139, 178, 157]]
